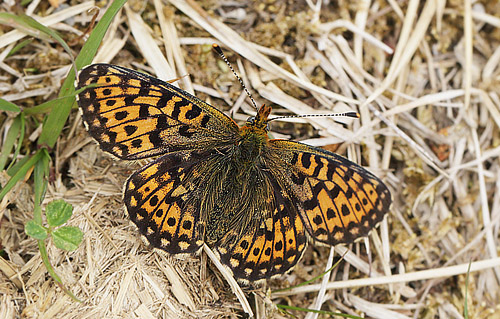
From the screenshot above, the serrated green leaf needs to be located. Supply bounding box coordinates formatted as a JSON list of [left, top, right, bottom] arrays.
[[25, 220, 48, 240], [46, 200, 73, 227], [52, 226, 83, 251]]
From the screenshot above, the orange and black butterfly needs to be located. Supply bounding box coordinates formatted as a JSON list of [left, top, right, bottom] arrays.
[[76, 63, 391, 282]]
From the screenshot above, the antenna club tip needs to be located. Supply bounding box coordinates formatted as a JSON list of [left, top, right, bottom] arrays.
[[347, 112, 360, 118], [212, 43, 222, 54]]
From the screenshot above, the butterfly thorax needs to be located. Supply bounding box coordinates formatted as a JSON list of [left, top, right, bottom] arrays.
[[236, 125, 268, 166], [233, 104, 272, 167]]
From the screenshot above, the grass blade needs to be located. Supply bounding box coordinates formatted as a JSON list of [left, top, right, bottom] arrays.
[[0, 114, 23, 171], [32, 149, 49, 224], [0, 149, 43, 201], [0, 98, 21, 112], [0, 13, 74, 62]]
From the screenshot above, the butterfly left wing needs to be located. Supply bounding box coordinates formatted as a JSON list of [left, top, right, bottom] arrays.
[[76, 64, 239, 160], [124, 150, 212, 254], [267, 140, 392, 245]]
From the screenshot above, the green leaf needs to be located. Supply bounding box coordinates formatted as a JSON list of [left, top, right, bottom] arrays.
[[35, 95, 75, 149], [46, 199, 73, 227], [0, 114, 23, 171], [0, 98, 21, 112], [23, 93, 81, 115], [0, 13, 51, 42], [7, 38, 32, 58], [52, 226, 83, 251], [25, 220, 48, 240], [24, 1, 126, 303], [17, 14, 73, 60], [0, 149, 43, 202], [37, 240, 81, 302], [0, 13, 74, 63], [33, 149, 50, 224], [5, 155, 29, 177], [7, 115, 25, 172]]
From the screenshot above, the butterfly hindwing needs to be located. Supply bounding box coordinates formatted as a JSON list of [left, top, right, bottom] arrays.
[[214, 174, 308, 282], [124, 150, 207, 254], [76, 64, 239, 160]]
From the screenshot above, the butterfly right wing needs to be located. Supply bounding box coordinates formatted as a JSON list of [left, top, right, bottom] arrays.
[[212, 169, 309, 283], [267, 140, 391, 246], [76, 64, 239, 160]]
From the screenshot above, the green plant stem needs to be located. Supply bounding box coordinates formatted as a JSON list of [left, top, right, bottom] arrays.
[[37, 240, 81, 302]]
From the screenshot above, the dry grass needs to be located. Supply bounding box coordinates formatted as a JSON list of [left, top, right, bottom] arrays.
[[1, 0, 500, 318]]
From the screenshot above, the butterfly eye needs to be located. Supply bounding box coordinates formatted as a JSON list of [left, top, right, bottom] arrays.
[[246, 116, 256, 125]]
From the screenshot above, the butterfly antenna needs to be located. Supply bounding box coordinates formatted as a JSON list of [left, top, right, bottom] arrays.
[[213, 44, 259, 111], [269, 111, 360, 122]]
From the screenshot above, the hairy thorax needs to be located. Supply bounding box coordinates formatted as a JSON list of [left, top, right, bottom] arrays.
[[235, 125, 269, 167]]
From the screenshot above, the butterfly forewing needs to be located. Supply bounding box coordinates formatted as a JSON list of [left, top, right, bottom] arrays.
[[76, 64, 239, 160], [268, 140, 391, 245]]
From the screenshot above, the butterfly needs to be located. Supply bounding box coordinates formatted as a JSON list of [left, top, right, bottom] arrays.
[[76, 63, 391, 283]]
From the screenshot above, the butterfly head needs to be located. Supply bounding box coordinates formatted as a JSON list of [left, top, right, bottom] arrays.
[[245, 104, 272, 131], [236, 104, 272, 164]]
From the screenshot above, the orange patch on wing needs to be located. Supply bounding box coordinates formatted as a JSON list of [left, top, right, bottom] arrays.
[[158, 203, 182, 233], [246, 234, 266, 264], [95, 86, 122, 98], [99, 98, 127, 115]]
